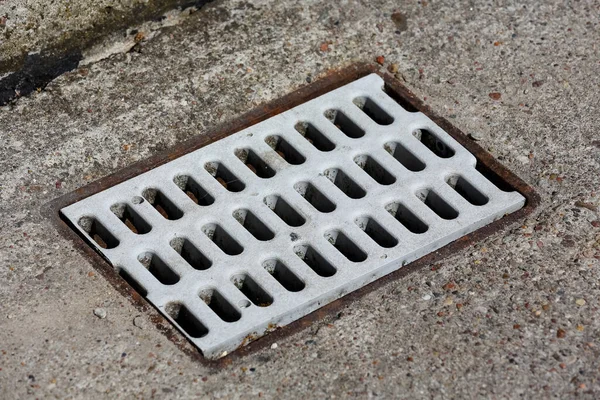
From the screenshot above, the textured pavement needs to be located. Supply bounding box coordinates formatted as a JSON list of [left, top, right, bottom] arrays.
[[0, 0, 208, 74], [1, 0, 600, 398]]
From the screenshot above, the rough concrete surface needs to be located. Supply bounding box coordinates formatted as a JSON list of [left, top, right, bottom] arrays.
[[0, 0, 211, 105], [0, 0, 209, 74], [0, 0, 599, 398]]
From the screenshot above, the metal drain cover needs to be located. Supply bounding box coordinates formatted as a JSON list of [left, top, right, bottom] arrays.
[[61, 73, 525, 359]]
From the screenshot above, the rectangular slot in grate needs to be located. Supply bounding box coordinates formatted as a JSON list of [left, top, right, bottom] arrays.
[[60, 72, 529, 360]]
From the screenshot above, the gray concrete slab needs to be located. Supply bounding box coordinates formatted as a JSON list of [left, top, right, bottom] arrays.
[[1, 0, 599, 398], [0, 0, 207, 74]]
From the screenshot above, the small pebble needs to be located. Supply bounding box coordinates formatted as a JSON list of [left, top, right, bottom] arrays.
[[133, 315, 148, 329], [422, 294, 432, 301], [575, 298, 586, 306], [271, 343, 278, 349], [468, 132, 484, 141], [94, 308, 107, 319]]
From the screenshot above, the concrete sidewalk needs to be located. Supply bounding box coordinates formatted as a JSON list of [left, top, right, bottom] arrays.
[[0, 0, 210, 74], [1, 0, 599, 398]]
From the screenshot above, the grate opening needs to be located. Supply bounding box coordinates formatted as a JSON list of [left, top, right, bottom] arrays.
[[117, 267, 148, 297], [353, 96, 394, 125], [202, 223, 244, 255], [200, 289, 241, 322], [384, 142, 426, 172], [417, 189, 458, 220], [166, 303, 209, 338], [475, 161, 514, 192], [142, 188, 184, 220], [170, 237, 212, 270], [77, 216, 119, 249], [263, 195, 306, 227], [294, 244, 336, 277], [413, 129, 455, 158], [138, 252, 180, 285], [325, 230, 368, 262], [354, 155, 396, 185], [110, 203, 152, 234], [385, 202, 429, 234], [324, 168, 366, 199], [293, 182, 336, 213], [265, 135, 306, 165], [204, 162, 245, 192], [294, 122, 335, 152], [173, 175, 215, 206], [382, 84, 419, 113], [235, 148, 276, 179], [263, 259, 305, 292], [324, 109, 365, 139], [446, 175, 489, 206], [355, 216, 398, 248], [232, 274, 274, 307], [233, 209, 275, 241]]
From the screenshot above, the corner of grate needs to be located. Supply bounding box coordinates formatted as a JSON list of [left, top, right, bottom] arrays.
[[61, 73, 526, 359]]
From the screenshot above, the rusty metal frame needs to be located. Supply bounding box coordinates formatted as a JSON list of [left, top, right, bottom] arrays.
[[43, 62, 540, 368]]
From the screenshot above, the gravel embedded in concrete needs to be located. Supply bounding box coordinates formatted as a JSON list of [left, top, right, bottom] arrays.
[[93, 308, 107, 319]]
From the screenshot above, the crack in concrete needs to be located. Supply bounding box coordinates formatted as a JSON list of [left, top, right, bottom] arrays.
[[0, 0, 212, 106]]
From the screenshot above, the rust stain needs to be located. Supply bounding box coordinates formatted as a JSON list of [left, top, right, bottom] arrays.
[[41, 62, 540, 369]]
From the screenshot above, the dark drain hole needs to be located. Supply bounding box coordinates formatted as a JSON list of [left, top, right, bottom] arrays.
[[142, 188, 184, 220], [353, 96, 394, 125], [265, 135, 306, 165], [117, 267, 148, 297], [170, 237, 212, 270], [385, 202, 429, 234], [202, 223, 244, 255], [325, 230, 368, 262], [324, 168, 366, 199], [110, 203, 152, 234], [138, 252, 180, 285], [382, 84, 419, 113], [355, 217, 398, 248], [384, 142, 426, 172], [204, 161, 245, 192], [78, 216, 119, 249], [446, 175, 489, 206], [294, 182, 336, 213], [232, 274, 274, 307], [475, 161, 515, 192], [294, 122, 336, 152], [166, 303, 208, 338], [354, 155, 396, 185], [324, 109, 365, 139], [263, 195, 306, 227], [235, 148, 276, 179], [413, 129, 455, 158], [233, 209, 275, 241], [417, 189, 459, 220], [173, 175, 214, 206], [263, 259, 305, 292], [294, 244, 336, 277], [200, 289, 241, 322]]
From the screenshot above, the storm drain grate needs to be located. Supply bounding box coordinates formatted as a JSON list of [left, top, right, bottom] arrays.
[[61, 73, 525, 359]]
